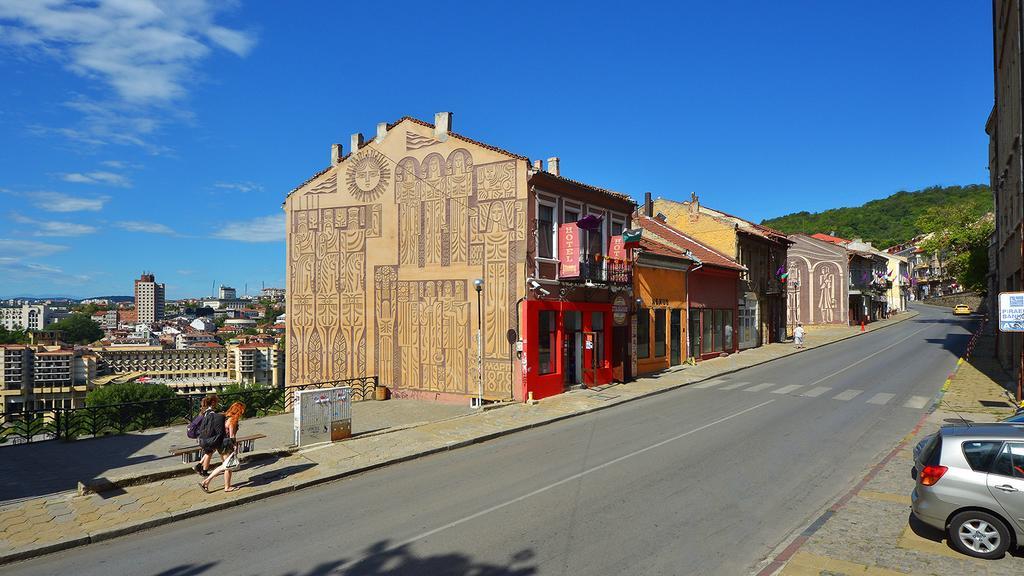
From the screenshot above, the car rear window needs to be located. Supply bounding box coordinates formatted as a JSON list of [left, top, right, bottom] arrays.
[[961, 441, 1003, 472], [921, 434, 943, 467]]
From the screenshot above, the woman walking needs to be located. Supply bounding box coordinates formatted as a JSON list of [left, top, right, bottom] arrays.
[[193, 394, 220, 476], [200, 401, 246, 493]]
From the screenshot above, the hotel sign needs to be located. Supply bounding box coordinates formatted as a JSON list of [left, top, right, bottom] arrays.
[[608, 235, 626, 261], [559, 223, 580, 278]]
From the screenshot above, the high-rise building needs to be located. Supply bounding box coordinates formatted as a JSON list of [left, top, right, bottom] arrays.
[[219, 285, 237, 300], [134, 273, 165, 324]]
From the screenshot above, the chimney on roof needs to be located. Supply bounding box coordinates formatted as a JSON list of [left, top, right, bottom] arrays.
[[376, 122, 388, 141], [547, 157, 560, 177], [532, 159, 543, 171], [350, 132, 364, 152], [644, 192, 653, 217], [434, 112, 452, 141], [330, 144, 343, 166]]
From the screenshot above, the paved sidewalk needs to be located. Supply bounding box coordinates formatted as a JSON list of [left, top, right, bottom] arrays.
[[0, 399, 475, 504], [769, 318, 1024, 576], [0, 312, 917, 565]]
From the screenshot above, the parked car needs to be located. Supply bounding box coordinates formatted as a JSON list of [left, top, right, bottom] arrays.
[[953, 304, 972, 315], [911, 424, 1024, 559]]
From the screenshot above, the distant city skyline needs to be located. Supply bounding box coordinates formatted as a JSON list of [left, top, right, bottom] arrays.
[[0, 1, 991, 298]]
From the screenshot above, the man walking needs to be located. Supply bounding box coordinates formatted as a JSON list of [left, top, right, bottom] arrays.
[[794, 323, 805, 349]]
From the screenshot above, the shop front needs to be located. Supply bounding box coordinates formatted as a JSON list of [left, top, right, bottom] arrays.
[[522, 299, 616, 400], [633, 243, 690, 376], [688, 266, 740, 360]]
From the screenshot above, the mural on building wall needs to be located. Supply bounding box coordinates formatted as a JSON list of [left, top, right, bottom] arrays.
[[288, 130, 524, 400], [786, 236, 848, 326]]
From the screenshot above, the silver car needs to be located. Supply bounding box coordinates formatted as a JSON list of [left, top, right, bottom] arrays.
[[911, 424, 1024, 559]]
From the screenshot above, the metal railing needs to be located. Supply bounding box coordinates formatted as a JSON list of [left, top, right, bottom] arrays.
[[0, 376, 376, 445], [577, 259, 632, 286]]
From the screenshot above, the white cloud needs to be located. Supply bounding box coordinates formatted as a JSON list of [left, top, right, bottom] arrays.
[[60, 170, 132, 187], [23, 191, 110, 212], [0, 239, 69, 258], [115, 220, 179, 235], [214, 181, 262, 193], [10, 213, 97, 237], [214, 214, 284, 243], [0, 1, 257, 147]]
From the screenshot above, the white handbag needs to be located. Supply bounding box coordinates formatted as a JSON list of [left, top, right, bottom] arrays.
[[224, 452, 240, 471]]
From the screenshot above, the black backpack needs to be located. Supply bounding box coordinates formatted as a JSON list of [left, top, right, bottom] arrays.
[[197, 412, 226, 451]]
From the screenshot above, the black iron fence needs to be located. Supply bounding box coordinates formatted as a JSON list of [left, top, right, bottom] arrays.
[[0, 376, 376, 445], [578, 260, 632, 286]]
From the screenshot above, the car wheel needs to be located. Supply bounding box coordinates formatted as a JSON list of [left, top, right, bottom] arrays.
[[947, 510, 1011, 559]]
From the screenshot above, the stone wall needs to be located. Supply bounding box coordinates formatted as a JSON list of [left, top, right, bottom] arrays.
[[920, 291, 983, 311]]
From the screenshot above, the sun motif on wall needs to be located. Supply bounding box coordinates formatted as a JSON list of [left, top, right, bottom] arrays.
[[345, 150, 391, 202]]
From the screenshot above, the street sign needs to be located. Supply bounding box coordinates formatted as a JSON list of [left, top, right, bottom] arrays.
[[998, 292, 1024, 332]]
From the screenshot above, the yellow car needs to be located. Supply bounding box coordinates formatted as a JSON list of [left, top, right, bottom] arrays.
[[952, 304, 971, 315]]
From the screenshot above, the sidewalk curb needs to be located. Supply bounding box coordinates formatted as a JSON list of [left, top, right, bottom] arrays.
[[0, 311, 919, 566]]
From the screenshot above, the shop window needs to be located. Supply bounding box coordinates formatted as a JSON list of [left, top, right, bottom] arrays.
[[702, 309, 714, 355], [637, 308, 650, 359], [723, 309, 734, 351], [591, 311, 605, 365], [538, 310, 556, 375], [654, 309, 666, 357], [713, 310, 725, 352]]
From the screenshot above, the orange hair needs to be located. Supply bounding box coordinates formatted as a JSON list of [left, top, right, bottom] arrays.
[[224, 401, 246, 425]]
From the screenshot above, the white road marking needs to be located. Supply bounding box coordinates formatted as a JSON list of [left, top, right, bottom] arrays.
[[692, 379, 727, 389], [801, 386, 831, 397], [771, 384, 803, 395], [803, 325, 932, 388], [346, 399, 778, 564], [904, 396, 930, 409], [720, 381, 750, 390], [867, 393, 895, 405], [833, 389, 863, 401], [745, 382, 776, 392]]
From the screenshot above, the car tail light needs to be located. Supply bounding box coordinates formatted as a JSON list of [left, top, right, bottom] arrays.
[[920, 465, 948, 486]]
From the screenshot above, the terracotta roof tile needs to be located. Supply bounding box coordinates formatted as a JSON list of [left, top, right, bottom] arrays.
[[634, 215, 745, 272], [529, 170, 635, 204], [811, 233, 850, 245]]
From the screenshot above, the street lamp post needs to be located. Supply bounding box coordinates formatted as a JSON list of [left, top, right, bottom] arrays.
[[474, 278, 484, 408]]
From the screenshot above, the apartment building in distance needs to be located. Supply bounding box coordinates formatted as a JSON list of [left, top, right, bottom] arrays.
[[1, 344, 98, 413], [0, 302, 61, 331], [134, 273, 165, 323]]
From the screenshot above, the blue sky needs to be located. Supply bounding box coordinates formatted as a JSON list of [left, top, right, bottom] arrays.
[[0, 1, 992, 299]]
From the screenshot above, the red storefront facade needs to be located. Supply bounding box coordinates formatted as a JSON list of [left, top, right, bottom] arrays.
[[522, 300, 616, 400]]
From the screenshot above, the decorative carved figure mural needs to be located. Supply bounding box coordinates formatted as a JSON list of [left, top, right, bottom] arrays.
[[287, 129, 524, 401], [815, 262, 839, 324]]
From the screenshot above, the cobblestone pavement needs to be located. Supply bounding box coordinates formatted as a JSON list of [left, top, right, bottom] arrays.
[[0, 312, 917, 565], [771, 318, 1024, 576]]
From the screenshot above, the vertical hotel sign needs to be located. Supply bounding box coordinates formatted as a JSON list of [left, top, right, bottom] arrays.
[[607, 235, 626, 261], [559, 223, 580, 278]]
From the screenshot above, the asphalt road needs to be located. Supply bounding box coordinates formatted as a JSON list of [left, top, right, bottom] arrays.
[[2, 304, 975, 576]]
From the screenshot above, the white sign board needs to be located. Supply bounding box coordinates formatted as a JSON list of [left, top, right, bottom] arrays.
[[293, 387, 352, 447], [999, 292, 1024, 332]]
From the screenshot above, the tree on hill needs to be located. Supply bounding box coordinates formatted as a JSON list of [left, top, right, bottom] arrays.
[[48, 313, 104, 344], [761, 184, 992, 248], [917, 203, 994, 292]]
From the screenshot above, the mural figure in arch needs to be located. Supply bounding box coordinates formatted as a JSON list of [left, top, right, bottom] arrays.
[[786, 258, 804, 325], [815, 262, 839, 324]]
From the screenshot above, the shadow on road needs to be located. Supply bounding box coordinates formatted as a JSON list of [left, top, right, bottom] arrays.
[[154, 541, 537, 576]]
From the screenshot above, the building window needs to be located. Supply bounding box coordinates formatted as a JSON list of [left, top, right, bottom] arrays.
[[537, 203, 555, 259], [654, 309, 666, 357], [637, 308, 650, 359], [722, 309, 734, 351], [538, 310, 556, 375], [702, 309, 714, 355]]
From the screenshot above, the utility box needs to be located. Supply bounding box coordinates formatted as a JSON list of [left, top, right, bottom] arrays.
[[293, 387, 352, 447]]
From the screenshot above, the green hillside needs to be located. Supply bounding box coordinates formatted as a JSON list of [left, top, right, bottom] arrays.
[[761, 184, 992, 248]]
